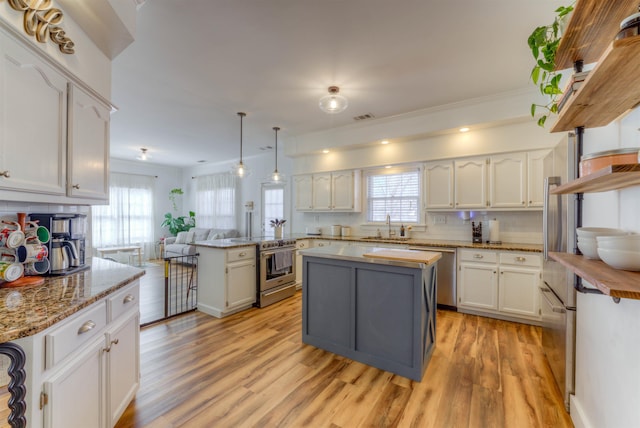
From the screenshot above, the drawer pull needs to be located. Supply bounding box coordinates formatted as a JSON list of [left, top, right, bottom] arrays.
[[0, 171, 10, 178], [515, 256, 526, 262], [103, 339, 120, 353], [77, 320, 96, 335], [239, 252, 246, 257], [473, 254, 484, 259], [123, 294, 135, 304], [72, 184, 80, 190]]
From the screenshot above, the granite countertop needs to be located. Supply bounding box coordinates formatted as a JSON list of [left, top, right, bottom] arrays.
[[193, 238, 259, 249], [299, 245, 441, 269], [0, 258, 145, 343], [295, 235, 543, 253]]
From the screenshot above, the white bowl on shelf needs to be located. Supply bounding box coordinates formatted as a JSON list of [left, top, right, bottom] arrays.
[[596, 235, 640, 251], [577, 238, 600, 259], [576, 227, 628, 238], [597, 248, 640, 271]]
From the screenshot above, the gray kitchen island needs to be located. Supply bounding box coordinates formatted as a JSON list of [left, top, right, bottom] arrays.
[[299, 245, 441, 381]]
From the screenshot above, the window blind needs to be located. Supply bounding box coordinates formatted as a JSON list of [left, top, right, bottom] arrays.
[[366, 168, 420, 223]]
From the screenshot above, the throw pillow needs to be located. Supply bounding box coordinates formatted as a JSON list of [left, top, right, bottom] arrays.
[[185, 230, 195, 243], [175, 231, 189, 244]]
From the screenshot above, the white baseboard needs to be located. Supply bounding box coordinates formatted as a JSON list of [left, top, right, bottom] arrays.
[[570, 395, 592, 428]]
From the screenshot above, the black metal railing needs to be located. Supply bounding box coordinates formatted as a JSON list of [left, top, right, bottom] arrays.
[[163, 254, 199, 319]]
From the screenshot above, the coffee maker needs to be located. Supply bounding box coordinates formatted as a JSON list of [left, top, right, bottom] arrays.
[[28, 213, 89, 275]]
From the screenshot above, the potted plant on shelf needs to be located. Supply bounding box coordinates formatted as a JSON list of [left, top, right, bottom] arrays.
[[528, 4, 574, 127]]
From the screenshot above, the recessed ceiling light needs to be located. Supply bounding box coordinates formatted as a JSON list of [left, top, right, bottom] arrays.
[[322, 149, 330, 154], [381, 140, 389, 145], [459, 127, 470, 133], [385, 165, 392, 169]]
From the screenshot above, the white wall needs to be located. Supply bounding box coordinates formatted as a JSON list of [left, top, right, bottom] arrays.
[[570, 108, 640, 428]]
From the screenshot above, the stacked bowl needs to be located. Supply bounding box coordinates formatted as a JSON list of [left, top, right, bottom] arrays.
[[596, 235, 640, 271], [576, 227, 627, 260]]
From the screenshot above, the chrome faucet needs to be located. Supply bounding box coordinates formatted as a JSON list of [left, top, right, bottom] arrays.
[[386, 214, 395, 238]]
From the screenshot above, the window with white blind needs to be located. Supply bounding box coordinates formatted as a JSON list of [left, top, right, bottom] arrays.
[[366, 168, 420, 223]]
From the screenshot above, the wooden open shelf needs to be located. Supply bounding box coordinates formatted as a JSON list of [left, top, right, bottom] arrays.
[[554, 0, 637, 71], [551, 35, 640, 132], [550, 252, 640, 300], [551, 164, 640, 194]]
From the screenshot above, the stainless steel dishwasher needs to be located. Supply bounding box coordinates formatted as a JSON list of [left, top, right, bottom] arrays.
[[410, 247, 457, 310]]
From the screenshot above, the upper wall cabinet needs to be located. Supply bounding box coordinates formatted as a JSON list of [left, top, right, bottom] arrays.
[[67, 84, 110, 201], [424, 161, 454, 209], [0, 31, 67, 196], [454, 158, 488, 209], [489, 153, 526, 208], [527, 150, 551, 208], [294, 170, 361, 212]]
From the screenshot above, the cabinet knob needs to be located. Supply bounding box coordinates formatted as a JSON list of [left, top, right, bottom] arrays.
[[449, 203, 453, 207], [239, 252, 246, 257], [0, 171, 10, 178], [72, 184, 80, 189], [103, 338, 119, 353], [521, 201, 525, 205], [123, 294, 135, 304], [515, 256, 526, 262], [77, 320, 96, 335], [473, 254, 484, 259], [529, 201, 532, 204]]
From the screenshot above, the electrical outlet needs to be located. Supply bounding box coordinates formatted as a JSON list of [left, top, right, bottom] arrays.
[[432, 215, 446, 225]]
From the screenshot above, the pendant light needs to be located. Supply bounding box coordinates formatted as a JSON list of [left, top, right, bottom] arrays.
[[231, 112, 251, 177], [319, 86, 348, 114], [270, 126, 286, 182]]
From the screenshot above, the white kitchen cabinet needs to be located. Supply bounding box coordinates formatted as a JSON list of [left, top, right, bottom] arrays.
[[197, 245, 256, 317], [294, 175, 313, 210], [295, 239, 311, 286], [454, 158, 488, 209], [489, 153, 526, 208], [458, 249, 498, 310], [0, 31, 67, 196], [15, 280, 140, 428], [312, 173, 332, 210], [424, 161, 454, 209], [498, 252, 541, 318], [526, 149, 551, 208], [67, 84, 110, 201], [294, 171, 361, 212], [457, 249, 542, 324]]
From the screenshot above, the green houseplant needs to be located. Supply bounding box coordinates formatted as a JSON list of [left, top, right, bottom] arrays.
[[528, 4, 574, 127], [161, 211, 196, 236]]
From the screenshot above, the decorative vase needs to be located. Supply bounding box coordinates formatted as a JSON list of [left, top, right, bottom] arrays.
[[274, 226, 283, 239]]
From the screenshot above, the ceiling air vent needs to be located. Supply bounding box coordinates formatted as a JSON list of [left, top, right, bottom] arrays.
[[353, 113, 375, 121]]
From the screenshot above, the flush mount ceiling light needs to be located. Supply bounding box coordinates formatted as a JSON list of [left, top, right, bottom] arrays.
[[231, 112, 251, 177], [319, 86, 348, 114], [459, 127, 470, 133], [137, 147, 150, 161], [269, 126, 286, 183]]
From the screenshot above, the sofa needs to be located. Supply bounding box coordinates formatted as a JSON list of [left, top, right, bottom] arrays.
[[163, 227, 240, 257]]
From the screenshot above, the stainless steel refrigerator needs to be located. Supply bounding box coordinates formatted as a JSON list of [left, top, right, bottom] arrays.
[[541, 133, 577, 411]]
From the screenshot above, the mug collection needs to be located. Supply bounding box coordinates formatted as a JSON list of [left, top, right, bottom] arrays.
[[0, 214, 50, 283]]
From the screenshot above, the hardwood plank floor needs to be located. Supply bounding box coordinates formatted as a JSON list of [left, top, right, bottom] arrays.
[[116, 291, 573, 428]]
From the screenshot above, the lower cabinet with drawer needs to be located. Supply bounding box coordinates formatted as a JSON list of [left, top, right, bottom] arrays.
[[457, 249, 542, 325], [14, 280, 140, 428], [197, 245, 257, 318]]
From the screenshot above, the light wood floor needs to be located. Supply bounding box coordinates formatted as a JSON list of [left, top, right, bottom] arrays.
[[116, 291, 573, 428]]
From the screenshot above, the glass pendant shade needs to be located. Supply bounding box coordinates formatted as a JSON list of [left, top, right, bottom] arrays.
[[319, 86, 348, 114], [231, 112, 251, 177], [269, 126, 286, 182]]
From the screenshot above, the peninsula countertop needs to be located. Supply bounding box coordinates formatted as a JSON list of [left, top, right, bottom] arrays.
[[0, 258, 145, 343], [299, 245, 442, 269]]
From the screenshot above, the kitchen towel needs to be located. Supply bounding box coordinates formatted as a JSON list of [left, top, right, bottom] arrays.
[[274, 250, 293, 271]]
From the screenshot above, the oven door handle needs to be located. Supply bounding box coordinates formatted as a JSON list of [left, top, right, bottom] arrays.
[[261, 249, 297, 258]]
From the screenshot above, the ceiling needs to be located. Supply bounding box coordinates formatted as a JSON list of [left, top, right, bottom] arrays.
[[109, 0, 567, 167]]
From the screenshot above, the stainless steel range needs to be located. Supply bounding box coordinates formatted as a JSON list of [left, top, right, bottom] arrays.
[[257, 238, 297, 307]]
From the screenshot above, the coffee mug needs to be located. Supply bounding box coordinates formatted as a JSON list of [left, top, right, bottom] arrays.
[[0, 221, 25, 249], [16, 243, 48, 263], [0, 261, 24, 282], [24, 258, 50, 275], [0, 248, 25, 263], [24, 221, 50, 244]]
